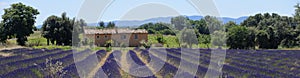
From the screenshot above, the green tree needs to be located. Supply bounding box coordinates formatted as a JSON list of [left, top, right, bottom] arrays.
[[156, 33, 166, 45], [211, 31, 226, 48], [41, 12, 74, 46], [191, 19, 210, 34], [98, 21, 105, 29], [198, 34, 211, 48], [293, 3, 300, 46], [227, 26, 255, 49], [0, 3, 39, 46], [137, 22, 175, 35], [171, 16, 191, 30], [256, 26, 280, 49], [41, 15, 61, 45], [241, 13, 292, 49], [224, 21, 237, 32], [57, 12, 74, 45], [106, 22, 115, 28], [72, 19, 86, 46], [204, 16, 223, 33], [179, 28, 198, 48], [256, 30, 269, 49], [241, 13, 263, 27]]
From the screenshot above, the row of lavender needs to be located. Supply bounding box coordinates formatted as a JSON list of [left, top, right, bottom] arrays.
[[146, 48, 300, 77], [94, 50, 186, 78], [0, 48, 299, 78], [0, 48, 108, 78]]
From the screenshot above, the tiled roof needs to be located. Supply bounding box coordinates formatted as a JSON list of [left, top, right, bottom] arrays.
[[84, 28, 148, 34]]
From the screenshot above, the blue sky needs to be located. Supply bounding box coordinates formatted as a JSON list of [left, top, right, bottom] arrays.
[[0, 0, 298, 25]]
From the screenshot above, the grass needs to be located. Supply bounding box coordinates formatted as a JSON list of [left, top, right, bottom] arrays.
[[33, 46, 71, 50]]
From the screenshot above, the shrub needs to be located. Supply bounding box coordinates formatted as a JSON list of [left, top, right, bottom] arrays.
[[40, 57, 67, 78], [140, 40, 151, 49], [105, 40, 113, 52]]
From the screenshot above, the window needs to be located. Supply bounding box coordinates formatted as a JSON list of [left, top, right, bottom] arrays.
[[104, 35, 107, 38], [121, 35, 126, 40], [96, 36, 100, 39], [134, 34, 138, 40]]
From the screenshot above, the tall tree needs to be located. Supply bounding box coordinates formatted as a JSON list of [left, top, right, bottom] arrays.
[[211, 31, 226, 48], [0, 3, 39, 46], [191, 19, 210, 35], [171, 16, 191, 30], [41, 12, 74, 46], [204, 16, 223, 33], [179, 28, 198, 48], [41, 15, 61, 45], [98, 21, 105, 29], [0, 22, 6, 44], [106, 22, 115, 28], [224, 21, 237, 32]]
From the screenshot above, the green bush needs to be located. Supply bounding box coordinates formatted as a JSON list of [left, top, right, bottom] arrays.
[[140, 40, 151, 49], [105, 40, 113, 52], [33, 46, 71, 50]]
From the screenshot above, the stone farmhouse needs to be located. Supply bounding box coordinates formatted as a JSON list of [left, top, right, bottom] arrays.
[[84, 28, 148, 47]]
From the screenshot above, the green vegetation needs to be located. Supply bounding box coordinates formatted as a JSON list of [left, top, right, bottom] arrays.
[[27, 31, 48, 47], [227, 26, 255, 49], [0, 3, 39, 46], [33, 46, 71, 50], [97, 21, 116, 29], [41, 13, 81, 46], [137, 22, 175, 35]]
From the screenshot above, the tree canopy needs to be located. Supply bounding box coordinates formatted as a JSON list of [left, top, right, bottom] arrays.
[[227, 26, 255, 49], [41, 12, 80, 46], [0, 3, 39, 46]]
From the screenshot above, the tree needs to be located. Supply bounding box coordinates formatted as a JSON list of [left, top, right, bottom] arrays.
[[179, 28, 198, 48], [0, 22, 6, 44], [0, 3, 39, 46], [211, 31, 226, 48], [171, 16, 191, 30], [57, 12, 74, 45], [137, 22, 175, 35], [41, 15, 61, 45], [280, 30, 298, 48], [241, 12, 294, 49], [227, 26, 255, 49], [204, 16, 223, 33], [73, 19, 86, 46], [294, 3, 300, 25], [241, 13, 263, 27], [106, 22, 115, 28], [198, 34, 211, 49], [224, 21, 237, 32], [191, 19, 210, 35], [256, 30, 269, 49], [156, 33, 166, 45], [98, 21, 105, 29], [41, 12, 74, 46], [256, 26, 280, 49]]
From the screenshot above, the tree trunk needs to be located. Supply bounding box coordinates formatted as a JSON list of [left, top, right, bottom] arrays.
[[206, 44, 209, 49], [47, 39, 49, 45]]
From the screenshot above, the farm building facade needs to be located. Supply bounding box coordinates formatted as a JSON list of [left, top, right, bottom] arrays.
[[84, 29, 148, 47]]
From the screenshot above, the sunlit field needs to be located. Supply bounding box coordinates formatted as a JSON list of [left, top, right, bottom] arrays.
[[0, 48, 299, 78]]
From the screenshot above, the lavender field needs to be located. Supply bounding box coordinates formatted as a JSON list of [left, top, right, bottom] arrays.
[[0, 48, 299, 78]]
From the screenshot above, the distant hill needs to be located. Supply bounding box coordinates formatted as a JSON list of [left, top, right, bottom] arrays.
[[36, 16, 248, 29], [110, 16, 248, 27]]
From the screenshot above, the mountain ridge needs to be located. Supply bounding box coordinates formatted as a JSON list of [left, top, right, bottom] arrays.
[[36, 16, 248, 28]]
